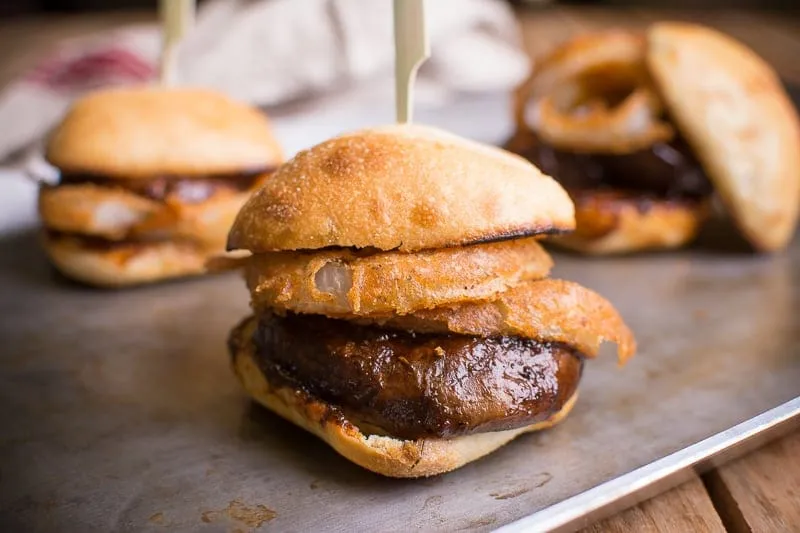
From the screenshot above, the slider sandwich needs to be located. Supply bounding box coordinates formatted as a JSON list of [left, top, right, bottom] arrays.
[[40, 88, 283, 286], [507, 23, 800, 254], [227, 124, 636, 477]]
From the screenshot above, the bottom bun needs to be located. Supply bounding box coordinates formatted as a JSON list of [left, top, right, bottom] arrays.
[[231, 317, 577, 478], [43, 233, 211, 287], [551, 189, 709, 255]]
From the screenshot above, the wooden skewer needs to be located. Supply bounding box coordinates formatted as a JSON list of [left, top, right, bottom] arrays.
[[159, 0, 195, 86], [393, 0, 431, 124]]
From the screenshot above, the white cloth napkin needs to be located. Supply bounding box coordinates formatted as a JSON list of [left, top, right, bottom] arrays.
[[0, 0, 529, 233], [0, 0, 528, 166]]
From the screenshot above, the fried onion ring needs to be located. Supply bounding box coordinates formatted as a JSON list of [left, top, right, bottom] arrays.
[[359, 278, 636, 364], [532, 89, 674, 153], [39, 182, 256, 247], [514, 31, 673, 154], [39, 183, 161, 241], [550, 189, 710, 254], [246, 237, 553, 316]]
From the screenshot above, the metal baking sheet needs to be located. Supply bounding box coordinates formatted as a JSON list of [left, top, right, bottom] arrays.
[[2, 88, 800, 532], [0, 225, 798, 533]]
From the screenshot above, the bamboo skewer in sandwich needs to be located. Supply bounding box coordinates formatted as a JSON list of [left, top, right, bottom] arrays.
[[507, 24, 800, 254], [226, 124, 636, 477], [38, 0, 284, 286], [225, 0, 635, 477]]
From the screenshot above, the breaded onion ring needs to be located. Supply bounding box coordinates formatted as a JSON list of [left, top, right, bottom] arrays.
[[532, 89, 673, 154], [246, 237, 553, 316], [514, 31, 673, 154], [132, 188, 253, 247], [40, 182, 256, 247], [360, 279, 636, 363], [551, 189, 710, 254], [39, 183, 161, 241], [516, 32, 648, 108]]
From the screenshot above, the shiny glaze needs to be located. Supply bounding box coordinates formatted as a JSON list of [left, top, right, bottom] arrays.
[[45, 229, 163, 249], [59, 169, 272, 204], [516, 136, 713, 200], [253, 312, 584, 439]]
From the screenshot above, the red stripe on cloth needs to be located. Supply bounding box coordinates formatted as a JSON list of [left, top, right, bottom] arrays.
[[25, 47, 155, 91]]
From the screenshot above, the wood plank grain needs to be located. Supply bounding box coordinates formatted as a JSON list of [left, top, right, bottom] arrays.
[[515, 9, 584, 59], [703, 430, 800, 533], [555, 6, 650, 33], [581, 477, 726, 533], [518, 7, 800, 84], [755, 12, 800, 38], [633, 8, 800, 84]]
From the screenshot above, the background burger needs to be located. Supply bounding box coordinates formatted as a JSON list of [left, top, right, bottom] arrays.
[[39, 87, 284, 287], [507, 23, 800, 255]]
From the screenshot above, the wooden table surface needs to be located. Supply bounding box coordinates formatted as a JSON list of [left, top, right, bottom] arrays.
[[0, 6, 798, 532]]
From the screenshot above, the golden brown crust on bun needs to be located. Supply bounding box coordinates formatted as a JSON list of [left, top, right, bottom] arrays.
[[361, 278, 636, 364], [245, 237, 553, 316], [227, 124, 575, 253], [43, 233, 212, 287], [551, 190, 709, 255], [230, 317, 576, 478], [647, 22, 800, 252], [46, 87, 284, 178]]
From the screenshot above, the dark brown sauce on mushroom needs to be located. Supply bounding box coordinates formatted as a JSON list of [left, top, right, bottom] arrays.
[[250, 312, 583, 439], [512, 135, 712, 200]]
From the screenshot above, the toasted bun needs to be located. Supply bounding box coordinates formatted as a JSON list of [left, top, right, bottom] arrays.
[[228, 124, 575, 253], [647, 23, 800, 252], [550, 190, 709, 255], [46, 87, 284, 178], [43, 233, 212, 287], [245, 237, 552, 316], [231, 317, 576, 477]]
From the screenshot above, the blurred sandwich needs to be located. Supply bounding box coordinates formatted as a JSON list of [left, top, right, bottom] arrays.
[[226, 124, 636, 477], [507, 23, 800, 254], [39, 87, 283, 286]]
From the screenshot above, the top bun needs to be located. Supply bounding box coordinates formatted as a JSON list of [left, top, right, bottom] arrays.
[[227, 124, 575, 253], [648, 22, 800, 251], [46, 87, 284, 179]]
